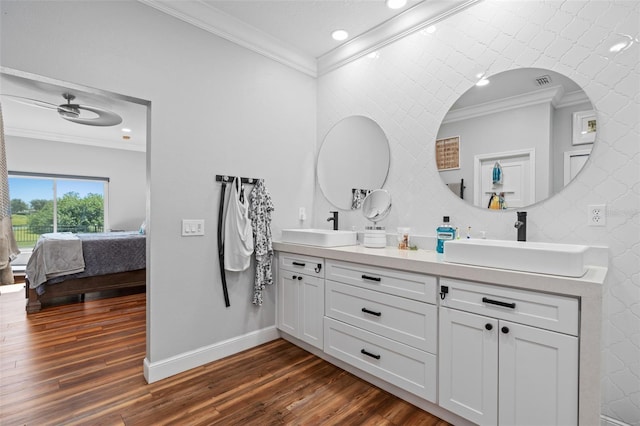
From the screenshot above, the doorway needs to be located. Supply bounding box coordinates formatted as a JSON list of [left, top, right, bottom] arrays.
[[474, 149, 535, 209]]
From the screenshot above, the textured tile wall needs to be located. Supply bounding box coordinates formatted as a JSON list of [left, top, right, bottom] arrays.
[[316, 1, 639, 424]]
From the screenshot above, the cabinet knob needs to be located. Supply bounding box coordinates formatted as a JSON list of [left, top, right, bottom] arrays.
[[297, 276, 303, 281], [485, 323, 493, 331], [292, 275, 297, 280], [501, 326, 510, 334]]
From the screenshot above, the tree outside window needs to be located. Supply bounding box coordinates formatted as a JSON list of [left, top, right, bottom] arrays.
[[9, 174, 108, 250]]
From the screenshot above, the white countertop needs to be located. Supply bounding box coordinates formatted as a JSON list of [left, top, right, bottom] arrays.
[[273, 242, 607, 299]]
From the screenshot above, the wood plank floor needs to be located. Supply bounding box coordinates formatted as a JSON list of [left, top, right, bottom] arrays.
[[0, 287, 449, 425]]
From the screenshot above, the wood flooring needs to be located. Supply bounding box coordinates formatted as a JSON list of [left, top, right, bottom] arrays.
[[0, 288, 449, 425]]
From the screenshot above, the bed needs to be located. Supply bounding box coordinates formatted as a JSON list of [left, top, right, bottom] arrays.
[[24, 231, 146, 313]]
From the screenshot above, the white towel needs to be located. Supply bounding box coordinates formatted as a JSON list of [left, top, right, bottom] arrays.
[[224, 178, 254, 272]]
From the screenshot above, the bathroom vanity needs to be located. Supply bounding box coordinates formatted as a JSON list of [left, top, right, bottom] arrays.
[[273, 242, 606, 426]]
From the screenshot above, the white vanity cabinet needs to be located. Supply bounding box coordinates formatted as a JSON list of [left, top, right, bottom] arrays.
[[323, 260, 438, 402], [276, 252, 325, 349], [438, 278, 579, 426]]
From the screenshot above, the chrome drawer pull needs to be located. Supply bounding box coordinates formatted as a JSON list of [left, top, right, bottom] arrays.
[[482, 297, 516, 309], [360, 349, 381, 360], [361, 274, 381, 282], [292, 261, 306, 267], [361, 307, 382, 317]]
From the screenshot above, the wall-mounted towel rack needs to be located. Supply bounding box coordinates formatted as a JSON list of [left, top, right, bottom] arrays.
[[216, 175, 261, 184], [215, 173, 262, 308]]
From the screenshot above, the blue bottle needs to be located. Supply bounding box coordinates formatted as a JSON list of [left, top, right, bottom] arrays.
[[436, 216, 456, 254]]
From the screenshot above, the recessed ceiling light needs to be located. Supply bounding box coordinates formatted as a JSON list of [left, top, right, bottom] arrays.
[[367, 51, 380, 59], [386, 0, 407, 9], [122, 128, 132, 133], [476, 78, 490, 87], [331, 29, 349, 41], [424, 25, 436, 34]]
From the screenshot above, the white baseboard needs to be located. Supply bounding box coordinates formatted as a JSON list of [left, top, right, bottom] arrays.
[[143, 325, 279, 383], [601, 415, 631, 426]]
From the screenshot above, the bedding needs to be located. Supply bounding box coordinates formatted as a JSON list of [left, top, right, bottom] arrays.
[[25, 232, 85, 289], [27, 231, 146, 295]]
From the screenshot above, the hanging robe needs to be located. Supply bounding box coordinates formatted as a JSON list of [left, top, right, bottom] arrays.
[[249, 179, 274, 306]]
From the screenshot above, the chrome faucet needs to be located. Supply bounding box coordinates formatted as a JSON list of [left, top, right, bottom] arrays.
[[514, 211, 527, 242], [327, 211, 338, 231]]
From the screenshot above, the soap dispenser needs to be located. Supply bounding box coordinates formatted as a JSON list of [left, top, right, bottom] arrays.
[[436, 216, 456, 254]]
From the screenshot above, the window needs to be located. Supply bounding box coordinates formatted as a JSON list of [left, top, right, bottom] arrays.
[[8, 172, 109, 254]]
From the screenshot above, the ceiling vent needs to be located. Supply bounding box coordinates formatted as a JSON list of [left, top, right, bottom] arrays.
[[535, 75, 552, 86]]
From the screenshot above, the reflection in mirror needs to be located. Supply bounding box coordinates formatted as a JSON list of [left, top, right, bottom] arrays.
[[317, 116, 390, 210], [436, 68, 595, 210]]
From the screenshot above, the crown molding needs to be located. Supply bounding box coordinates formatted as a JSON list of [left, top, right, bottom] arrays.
[[138, 0, 318, 77], [555, 89, 591, 109], [317, 0, 482, 76], [138, 0, 482, 78], [442, 85, 566, 124]]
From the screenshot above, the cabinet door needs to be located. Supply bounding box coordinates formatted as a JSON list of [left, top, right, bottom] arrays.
[[277, 272, 299, 337], [439, 307, 498, 426], [499, 321, 578, 426], [299, 275, 324, 349]]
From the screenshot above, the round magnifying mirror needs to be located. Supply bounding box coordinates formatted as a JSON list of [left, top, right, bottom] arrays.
[[362, 189, 392, 223], [436, 68, 596, 210], [362, 189, 391, 248], [317, 116, 390, 210]]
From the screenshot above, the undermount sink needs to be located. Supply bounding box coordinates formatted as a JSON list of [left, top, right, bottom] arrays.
[[443, 239, 589, 277], [281, 228, 357, 247]]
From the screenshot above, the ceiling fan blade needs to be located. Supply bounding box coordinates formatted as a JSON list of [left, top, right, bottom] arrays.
[[61, 104, 123, 127], [0, 94, 58, 110]]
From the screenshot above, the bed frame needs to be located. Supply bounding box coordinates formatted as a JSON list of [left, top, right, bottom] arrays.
[[25, 269, 146, 314]]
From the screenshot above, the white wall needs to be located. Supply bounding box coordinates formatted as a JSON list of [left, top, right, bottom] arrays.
[[315, 1, 639, 424], [5, 136, 146, 231], [0, 0, 317, 372]]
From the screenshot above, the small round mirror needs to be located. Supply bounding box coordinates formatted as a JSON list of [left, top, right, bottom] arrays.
[[362, 189, 392, 223]]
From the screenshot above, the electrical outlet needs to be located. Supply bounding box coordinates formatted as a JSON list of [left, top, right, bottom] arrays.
[[588, 204, 606, 226]]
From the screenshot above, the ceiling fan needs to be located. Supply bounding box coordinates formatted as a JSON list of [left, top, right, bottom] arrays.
[[2, 92, 122, 127]]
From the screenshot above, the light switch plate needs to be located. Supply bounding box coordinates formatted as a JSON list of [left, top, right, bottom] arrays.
[[182, 219, 205, 236]]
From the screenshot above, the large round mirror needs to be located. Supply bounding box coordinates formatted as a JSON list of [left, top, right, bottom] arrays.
[[317, 115, 390, 210], [436, 68, 596, 209]]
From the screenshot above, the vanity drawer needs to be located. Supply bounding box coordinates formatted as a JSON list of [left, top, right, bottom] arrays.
[[326, 260, 436, 303], [326, 280, 437, 353], [279, 252, 324, 277], [324, 317, 436, 402], [440, 278, 579, 335]]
